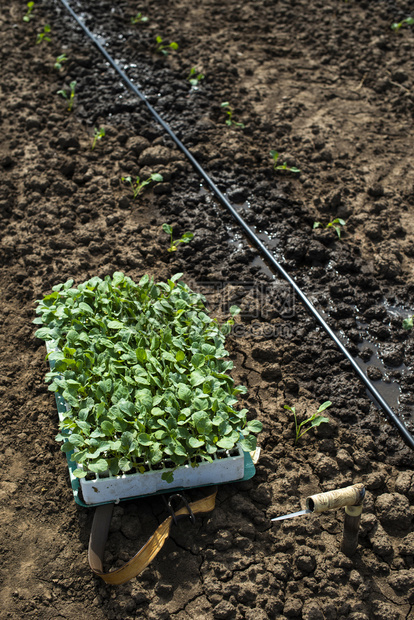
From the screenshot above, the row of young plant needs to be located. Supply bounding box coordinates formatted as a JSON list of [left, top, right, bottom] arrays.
[[24, 3, 355, 240], [34, 273, 262, 481], [23, 1, 355, 241], [23, 4, 304, 171], [23, 1, 414, 35]]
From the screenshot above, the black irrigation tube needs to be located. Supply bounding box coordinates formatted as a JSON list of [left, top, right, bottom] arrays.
[[59, 0, 414, 451]]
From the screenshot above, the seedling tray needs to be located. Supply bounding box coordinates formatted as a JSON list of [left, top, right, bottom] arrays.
[[53, 385, 255, 507]]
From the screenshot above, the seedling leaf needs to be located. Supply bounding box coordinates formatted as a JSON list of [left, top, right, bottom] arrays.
[[402, 316, 413, 330], [317, 400, 332, 413]]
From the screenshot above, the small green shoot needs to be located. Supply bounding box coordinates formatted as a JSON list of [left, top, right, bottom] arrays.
[[221, 102, 245, 128], [122, 173, 163, 198], [57, 81, 76, 112], [402, 316, 413, 330], [155, 36, 179, 55], [270, 150, 300, 173], [131, 12, 148, 24], [313, 218, 346, 239], [391, 17, 414, 31], [23, 1, 35, 22], [221, 305, 241, 335], [54, 54, 68, 71], [285, 401, 331, 446], [36, 24, 51, 44], [187, 67, 205, 87], [91, 127, 106, 150], [162, 223, 194, 252]]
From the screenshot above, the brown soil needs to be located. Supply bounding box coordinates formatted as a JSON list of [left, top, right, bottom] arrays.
[[1, 0, 414, 619]]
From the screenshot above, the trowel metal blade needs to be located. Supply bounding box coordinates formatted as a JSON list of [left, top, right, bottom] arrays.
[[271, 509, 312, 522]]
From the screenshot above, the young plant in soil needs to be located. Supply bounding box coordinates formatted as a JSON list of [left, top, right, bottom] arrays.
[[23, 1, 35, 22], [155, 36, 179, 55], [121, 173, 163, 198], [36, 24, 51, 44], [270, 150, 300, 173], [34, 273, 262, 481], [162, 223, 194, 252], [54, 54, 68, 71], [284, 401, 331, 446], [391, 17, 413, 31], [402, 315, 413, 330], [313, 218, 346, 239], [57, 81, 76, 112], [91, 127, 105, 150], [131, 12, 148, 24], [221, 102, 245, 128], [187, 67, 205, 87]]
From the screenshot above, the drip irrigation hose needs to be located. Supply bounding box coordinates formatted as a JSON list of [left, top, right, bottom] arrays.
[[58, 0, 414, 450]]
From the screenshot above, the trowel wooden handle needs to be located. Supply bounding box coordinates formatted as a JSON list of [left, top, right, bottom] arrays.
[[306, 483, 365, 514]]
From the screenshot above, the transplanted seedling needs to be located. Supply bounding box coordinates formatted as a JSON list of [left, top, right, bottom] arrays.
[[58, 81, 76, 112], [23, 1, 35, 22], [36, 24, 51, 44], [221, 102, 245, 128], [284, 401, 332, 446], [162, 223, 194, 252], [402, 315, 414, 330], [313, 218, 346, 239], [391, 17, 414, 31], [122, 173, 163, 198], [220, 305, 241, 336], [270, 150, 300, 173], [187, 67, 205, 87], [131, 11, 148, 24], [155, 36, 179, 55], [91, 127, 105, 150], [54, 54, 68, 71]]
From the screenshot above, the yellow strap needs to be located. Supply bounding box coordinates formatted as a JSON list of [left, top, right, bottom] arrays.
[[88, 490, 217, 585]]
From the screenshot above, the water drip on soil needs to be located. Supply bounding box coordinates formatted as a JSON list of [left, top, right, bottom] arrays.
[[200, 189, 413, 421]]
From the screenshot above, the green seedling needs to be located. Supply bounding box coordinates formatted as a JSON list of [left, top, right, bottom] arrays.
[[162, 223, 194, 252], [391, 17, 414, 31], [270, 150, 300, 173], [220, 305, 241, 336], [54, 54, 68, 71], [23, 1, 35, 22], [36, 24, 51, 44], [91, 127, 106, 150], [285, 401, 331, 446], [313, 218, 346, 239], [402, 315, 413, 330], [187, 67, 205, 87], [57, 81, 76, 112], [34, 272, 262, 481], [131, 12, 148, 24], [221, 102, 245, 128], [122, 173, 163, 198], [155, 36, 179, 55]]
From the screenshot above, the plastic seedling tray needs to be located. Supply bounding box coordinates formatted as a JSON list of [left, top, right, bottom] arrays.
[[48, 344, 254, 506], [54, 392, 252, 506], [80, 447, 245, 504]]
